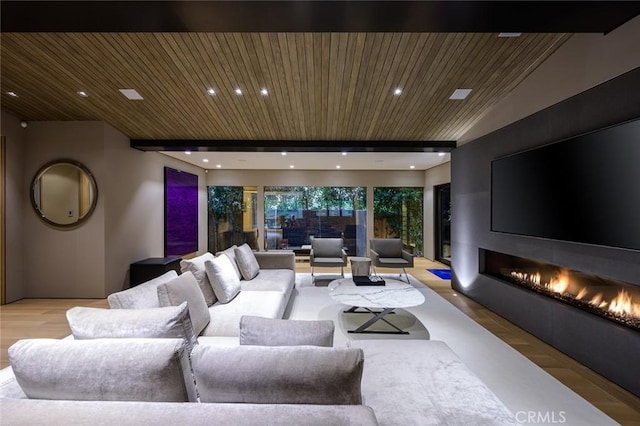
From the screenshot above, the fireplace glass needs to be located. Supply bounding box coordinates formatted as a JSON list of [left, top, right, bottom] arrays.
[[481, 249, 640, 331]]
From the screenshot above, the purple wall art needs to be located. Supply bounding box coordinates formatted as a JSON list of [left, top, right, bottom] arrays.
[[164, 167, 198, 256]]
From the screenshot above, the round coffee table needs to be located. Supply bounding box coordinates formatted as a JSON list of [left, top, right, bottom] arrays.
[[328, 277, 425, 334]]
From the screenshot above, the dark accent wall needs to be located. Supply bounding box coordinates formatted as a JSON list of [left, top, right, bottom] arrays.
[[451, 67, 640, 396]]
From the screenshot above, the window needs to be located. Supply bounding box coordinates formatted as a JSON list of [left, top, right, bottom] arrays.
[[373, 187, 423, 255], [264, 186, 367, 255], [207, 186, 258, 253]]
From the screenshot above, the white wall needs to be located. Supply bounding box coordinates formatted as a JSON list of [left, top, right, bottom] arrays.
[[459, 15, 640, 145], [22, 121, 107, 298], [1, 112, 26, 303], [1, 115, 207, 299], [103, 125, 206, 294], [423, 162, 451, 261]]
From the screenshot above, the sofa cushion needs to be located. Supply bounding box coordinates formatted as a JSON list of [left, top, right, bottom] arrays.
[[234, 243, 260, 280], [191, 345, 364, 404], [240, 269, 295, 301], [201, 291, 286, 337], [8, 338, 196, 402], [107, 270, 177, 309], [180, 252, 217, 306], [219, 245, 242, 280], [0, 400, 380, 426], [66, 302, 197, 351], [204, 255, 241, 304], [240, 316, 334, 347], [349, 340, 517, 425], [157, 272, 210, 336]]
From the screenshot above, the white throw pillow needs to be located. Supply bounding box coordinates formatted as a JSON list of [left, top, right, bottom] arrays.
[[204, 256, 241, 304], [66, 302, 197, 351], [179, 253, 217, 306], [157, 272, 210, 336], [219, 245, 242, 280], [234, 243, 260, 280]]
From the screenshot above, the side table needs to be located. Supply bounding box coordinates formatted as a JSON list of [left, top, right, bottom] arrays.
[[129, 257, 182, 287], [350, 256, 372, 277]]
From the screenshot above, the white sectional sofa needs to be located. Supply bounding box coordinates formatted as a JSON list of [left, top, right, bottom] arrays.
[[0, 244, 518, 425], [107, 244, 296, 337]]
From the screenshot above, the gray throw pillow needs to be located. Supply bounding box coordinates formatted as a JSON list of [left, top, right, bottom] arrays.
[[179, 253, 217, 306], [234, 243, 260, 280], [240, 316, 334, 347], [191, 345, 364, 405], [9, 338, 197, 402], [157, 272, 210, 336], [204, 256, 241, 304], [66, 302, 197, 351], [107, 270, 177, 309]]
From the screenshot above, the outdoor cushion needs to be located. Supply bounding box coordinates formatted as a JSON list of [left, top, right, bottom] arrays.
[[157, 272, 210, 336], [205, 255, 241, 304], [66, 302, 197, 351]]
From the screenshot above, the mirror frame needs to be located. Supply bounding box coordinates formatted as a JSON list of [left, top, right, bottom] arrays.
[[30, 159, 99, 228]]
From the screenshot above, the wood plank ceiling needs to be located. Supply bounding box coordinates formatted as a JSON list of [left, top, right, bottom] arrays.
[[1, 32, 570, 142]]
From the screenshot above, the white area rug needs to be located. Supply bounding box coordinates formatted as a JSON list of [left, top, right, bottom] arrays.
[[286, 273, 616, 426]]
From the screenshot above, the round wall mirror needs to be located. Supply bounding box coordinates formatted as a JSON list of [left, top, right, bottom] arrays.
[[31, 159, 98, 228]]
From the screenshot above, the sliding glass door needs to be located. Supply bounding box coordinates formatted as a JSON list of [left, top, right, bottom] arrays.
[[207, 186, 258, 253], [434, 183, 451, 265]]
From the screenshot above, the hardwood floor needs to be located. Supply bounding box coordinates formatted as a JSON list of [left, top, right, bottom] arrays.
[[1, 258, 638, 424]]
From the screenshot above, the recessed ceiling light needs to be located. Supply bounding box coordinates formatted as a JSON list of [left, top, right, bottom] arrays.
[[235, 88, 243, 96], [341, 152, 347, 156], [393, 88, 403, 96], [77, 91, 89, 98], [185, 151, 192, 155], [207, 88, 216, 96], [498, 32, 522, 38], [216, 164, 222, 168], [281, 151, 287, 156], [6, 91, 18, 97], [336, 165, 341, 169], [438, 152, 446, 157], [409, 165, 416, 169], [203, 158, 209, 163], [289, 165, 295, 169], [119, 89, 143, 100], [260, 88, 268, 96], [449, 88, 472, 100]]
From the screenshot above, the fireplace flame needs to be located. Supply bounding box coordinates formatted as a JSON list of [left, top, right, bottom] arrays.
[[546, 270, 569, 294], [608, 290, 640, 317], [510, 269, 640, 321]]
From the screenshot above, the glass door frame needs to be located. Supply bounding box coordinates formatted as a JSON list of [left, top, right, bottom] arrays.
[[434, 183, 451, 266]]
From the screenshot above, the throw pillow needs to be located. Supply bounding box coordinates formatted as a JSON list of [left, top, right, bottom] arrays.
[[204, 256, 241, 304], [9, 338, 197, 402], [234, 243, 260, 280], [107, 270, 177, 309], [157, 272, 210, 336], [66, 302, 197, 352], [219, 245, 242, 280], [239, 316, 334, 347], [191, 345, 364, 405], [179, 253, 217, 306]]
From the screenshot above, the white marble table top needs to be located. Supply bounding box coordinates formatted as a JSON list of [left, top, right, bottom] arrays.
[[328, 277, 425, 309]]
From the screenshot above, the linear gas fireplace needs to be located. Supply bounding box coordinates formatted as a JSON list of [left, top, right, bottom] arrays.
[[481, 250, 640, 331]]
